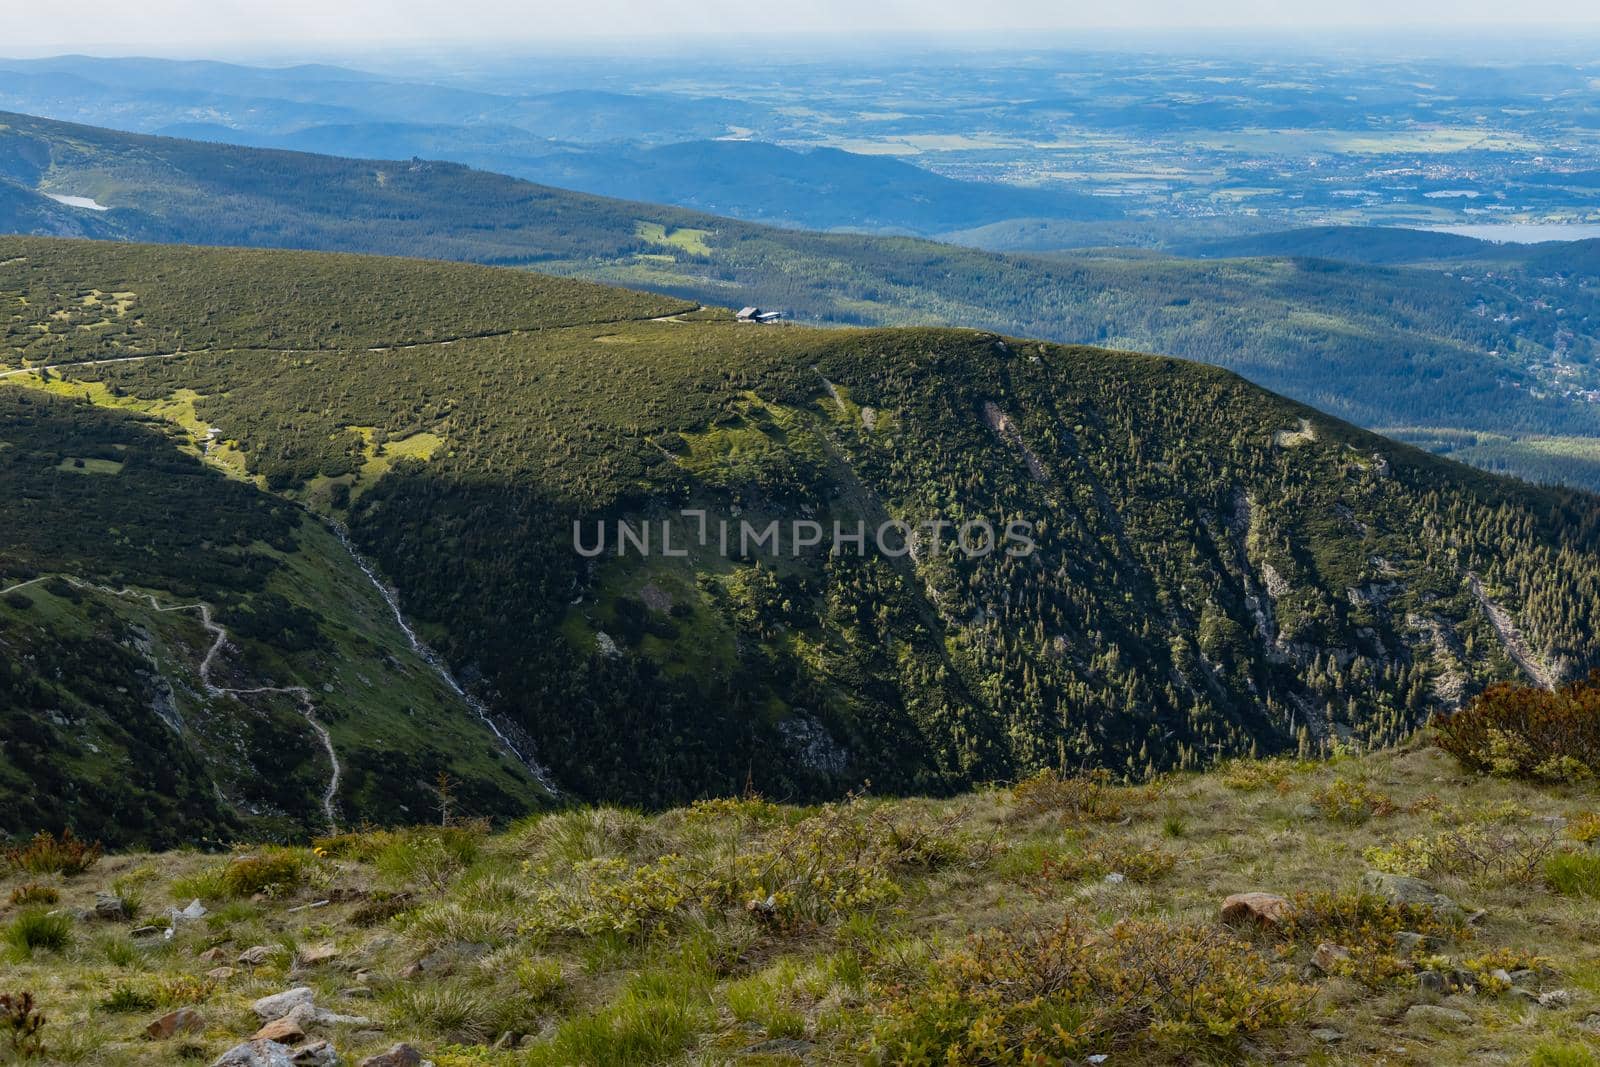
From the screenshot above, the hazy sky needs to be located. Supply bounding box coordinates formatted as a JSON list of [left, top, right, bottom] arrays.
[[6, 0, 1600, 54]]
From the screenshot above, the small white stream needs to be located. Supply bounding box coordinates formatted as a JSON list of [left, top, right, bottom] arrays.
[[328, 523, 560, 796]]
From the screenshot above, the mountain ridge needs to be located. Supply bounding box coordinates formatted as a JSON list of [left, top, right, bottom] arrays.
[[4, 235, 1597, 829]]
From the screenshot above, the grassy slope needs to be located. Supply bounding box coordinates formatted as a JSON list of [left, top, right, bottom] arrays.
[[4, 744, 1600, 1065], [3, 113, 1599, 488], [5, 236, 1600, 816], [0, 240, 692, 843]]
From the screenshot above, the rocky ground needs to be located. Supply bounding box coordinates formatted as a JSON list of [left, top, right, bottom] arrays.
[[4, 737, 1600, 1065]]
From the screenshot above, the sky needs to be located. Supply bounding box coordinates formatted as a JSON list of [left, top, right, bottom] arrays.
[[5, 0, 1600, 56]]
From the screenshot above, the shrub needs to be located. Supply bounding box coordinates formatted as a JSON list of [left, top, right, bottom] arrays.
[[1532, 1040, 1600, 1067], [1034, 842, 1176, 886], [1218, 757, 1296, 793], [1568, 812, 1600, 845], [100, 975, 214, 1013], [515, 957, 565, 1003], [220, 850, 306, 898], [523, 981, 712, 1067], [7, 885, 58, 907], [4, 829, 101, 876], [1279, 889, 1463, 948], [384, 982, 495, 1043], [1, 991, 46, 1059], [1311, 779, 1395, 824], [520, 795, 966, 941], [100, 983, 157, 1014], [351, 890, 415, 927], [1436, 672, 1600, 780], [871, 916, 1309, 1062], [375, 827, 483, 892], [311, 829, 389, 861], [1011, 769, 1124, 822], [98, 935, 138, 968], [1545, 851, 1600, 897], [1364, 823, 1562, 883], [4, 910, 72, 956], [404, 900, 518, 951], [169, 866, 231, 902]]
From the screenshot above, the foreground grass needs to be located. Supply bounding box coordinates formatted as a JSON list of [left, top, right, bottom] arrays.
[[4, 742, 1600, 1065]]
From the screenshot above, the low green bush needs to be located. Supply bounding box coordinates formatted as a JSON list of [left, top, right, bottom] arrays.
[[871, 916, 1309, 1062], [1545, 851, 1600, 897], [4, 910, 72, 956]]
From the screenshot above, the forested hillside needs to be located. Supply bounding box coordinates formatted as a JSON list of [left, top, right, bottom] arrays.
[[3, 111, 1600, 489], [5, 237, 1597, 816]]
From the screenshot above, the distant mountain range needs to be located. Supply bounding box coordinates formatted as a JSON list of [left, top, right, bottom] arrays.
[[3, 108, 1600, 491], [0, 55, 1113, 235]]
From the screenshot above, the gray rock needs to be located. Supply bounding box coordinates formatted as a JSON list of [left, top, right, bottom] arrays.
[[1394, 930, 1442, 954], [211, 1040, 297, 1067], [1539, 990, 1575, 1009], [239, 944, 274, 966], [171, 898, 207, 922], [1360, 871, 1464, 921], [1310, 1028, 1346, 1044], [254, 987, 316, 1023], [94, 892, 132, 921], [1417, 971, 1447, 993], [285, 1000, 373, 1029], [291, 1041, 342, 1067], [1313, 943, 1352, 972], [1404, 1004, 1471, 1031], [1509, 969, 1538, 987]]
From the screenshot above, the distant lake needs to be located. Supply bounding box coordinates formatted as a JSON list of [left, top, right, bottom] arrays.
[[1422, 223, 1600, 244], [44, 193, 109, 211]]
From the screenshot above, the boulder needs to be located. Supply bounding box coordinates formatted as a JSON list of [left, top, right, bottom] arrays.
[[1360, 871, 1464, 921], [199, 946, 230, 963], [298, 942, 340, 967], [255, 1017, 308, 1045], [170, 899, 208, 923], [145, 1008, 204, 1040], [292, 1041, 342, 1067], [1312, 943, 1351, 973], [254, 987, 316, 1023], [358, 1044, 432, 1067], [208, 966, 238, 981], [211, 1040, 297, 1067], [94, 892, 133, 921], [1220, 892, 1292, 927], [239, 945, 274, 966], [1403, 1004, 1471, 1030]]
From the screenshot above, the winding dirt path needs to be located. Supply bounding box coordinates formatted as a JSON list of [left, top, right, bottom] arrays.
[[18, 577, 344, 832]]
